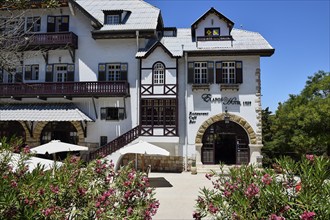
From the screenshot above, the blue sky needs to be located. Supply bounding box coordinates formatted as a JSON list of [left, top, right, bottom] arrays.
[[146, 0, 330, 113]]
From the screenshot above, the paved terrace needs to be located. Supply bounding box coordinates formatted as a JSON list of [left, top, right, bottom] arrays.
[[149, 172, 213, 220]]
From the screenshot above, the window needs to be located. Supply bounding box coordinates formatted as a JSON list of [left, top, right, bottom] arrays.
[[222, 62, 236, 84], [188, 62, 214, 85], [45, 64, 74, 82], [205, 28, 220, 36], [141, 99, 176, 127], [98, 63, 127, 82], [100, 107, 125, 120], [107, 64, 121, 81], [0, 18, 24, 35], [24, 64, 39, 80], [3, 67, 22, 83], [215, 61, 243, 84], [194, 62, 208, 84], [26, 17, 41, 32], [153, 62, 165, 84], [106, 15, 120, 24], [47, 16, 69, 32]]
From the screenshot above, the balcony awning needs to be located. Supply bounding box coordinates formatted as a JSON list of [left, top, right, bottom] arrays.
[[0, 103, 94, 122]]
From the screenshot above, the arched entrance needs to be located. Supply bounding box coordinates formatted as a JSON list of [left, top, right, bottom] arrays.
[[0, 121, 26, 142], [40, 122, 78, 145], [202, 121, 249, 165]]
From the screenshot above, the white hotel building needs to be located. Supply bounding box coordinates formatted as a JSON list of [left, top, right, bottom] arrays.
[[0, 0, 274, 171]]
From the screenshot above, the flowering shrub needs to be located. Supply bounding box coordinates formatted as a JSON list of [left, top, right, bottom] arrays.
[[194, 155, 330, 219], [0, 139, 159, 219]]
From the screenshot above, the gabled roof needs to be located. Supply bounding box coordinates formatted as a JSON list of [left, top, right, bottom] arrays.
[[192, 7, 234, 29], [73, 0, 162, 31], [191, 7, 234, 39], [136, 41, 181, 58]]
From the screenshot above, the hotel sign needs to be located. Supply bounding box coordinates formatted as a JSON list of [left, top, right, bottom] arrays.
[[201, 94, 251, 106]]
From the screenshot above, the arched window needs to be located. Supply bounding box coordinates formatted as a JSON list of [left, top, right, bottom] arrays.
[[153, 62, 165, 84]]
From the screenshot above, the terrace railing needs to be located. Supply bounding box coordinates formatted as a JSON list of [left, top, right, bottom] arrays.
[[0, 81, 130, 98]]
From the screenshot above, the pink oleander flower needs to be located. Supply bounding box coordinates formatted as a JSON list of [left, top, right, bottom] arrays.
[[269, 214, 286, 220], [300, 211, 316, 220], [50, 185, 59, 194], [223, 190, 232, 198], [23, 146, 30, 154], [245, 183, 260, 198], [305, 154, 315, 162], [127, 207, 133, 215], [78, 187, 87, 196], [193, 211, 202, 219], [208, 203, 219, 214], [11, 180, 18, 188], [205, 173, 214, 180], [262, 173, 273, 185]]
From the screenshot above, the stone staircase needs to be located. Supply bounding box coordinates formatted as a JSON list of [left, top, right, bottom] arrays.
[[197, 164, 238, 174]]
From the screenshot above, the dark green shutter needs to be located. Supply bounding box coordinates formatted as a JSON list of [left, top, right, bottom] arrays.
[[0, 67, 3, 83], [207, 62, 214, 84], [215, 62, 223, 84], [47, 16, 55, 32], [98, 63, 106, 81], [15, 66, 23, 82], [120, 63, 128, 81], [236, 61, 243, 84], [24, 65, 32, 80], [60, 16, 69, 32], [188, 62, 194, 84], [67, 64, 74, 81], [118, 108, 125, 120], [45, 64, 53, 82], [100, 108, 107, 120]]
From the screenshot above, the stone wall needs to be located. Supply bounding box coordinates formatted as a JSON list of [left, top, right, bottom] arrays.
[[120, 154, 184, 173]]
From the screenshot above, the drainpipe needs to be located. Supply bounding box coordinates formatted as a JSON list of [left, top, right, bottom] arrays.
[[184, 46, 188, 171], [136, 31, 140, 127]]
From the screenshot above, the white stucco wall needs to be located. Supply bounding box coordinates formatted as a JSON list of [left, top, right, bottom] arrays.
[[195, 14, 230, 37]]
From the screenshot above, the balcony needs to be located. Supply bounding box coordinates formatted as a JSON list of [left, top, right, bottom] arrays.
[[1, 32, 78, 51], [0, 0, 68, 9], [0, 81, 130, 99], [26, 32, 78, 50]]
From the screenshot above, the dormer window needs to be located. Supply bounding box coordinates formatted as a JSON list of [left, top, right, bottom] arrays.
[[106, 15, 120, 24]]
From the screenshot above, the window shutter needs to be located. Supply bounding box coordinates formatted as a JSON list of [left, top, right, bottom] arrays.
[[60, 16, 69, 32], [98, 63, 106, 81], [47, 16, 55, 32], [45, 64, 53, 82], [0, 67, 3, 83], [120, 63, 128, 81], [24, 65, 32, 80], [118, 108, 125, 120], [187, 62, 194, 84], [207, 62, 214, 84], [236, 61, 243, 84], [67, 64, 75, 81], [215, 62, 223, 84], [100, 108, 107, 120], [15, 66, 23, 82]]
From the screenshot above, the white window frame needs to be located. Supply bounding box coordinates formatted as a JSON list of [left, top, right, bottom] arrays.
[[153, 62, 165, 84], [222, 61, 236, 84], [194, 62, 208, 84], [106, 15, 120, 24], [106, 64, 121, 81], [26, 16, 41, 32]]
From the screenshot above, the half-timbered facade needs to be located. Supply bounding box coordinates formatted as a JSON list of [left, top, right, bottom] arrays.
[[0, 1, 274, 171]]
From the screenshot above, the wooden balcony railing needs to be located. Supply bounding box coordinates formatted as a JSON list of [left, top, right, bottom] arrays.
[[89, 126, 140, 161], [26, 32, 78, 50], [0, 81, 130, 98], [1, 32, 78, 50], [1, 0, 68, 9], [197, 35, 233, 41]]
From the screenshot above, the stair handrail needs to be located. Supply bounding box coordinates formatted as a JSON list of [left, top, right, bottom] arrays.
[[88, 125, 140, 161]]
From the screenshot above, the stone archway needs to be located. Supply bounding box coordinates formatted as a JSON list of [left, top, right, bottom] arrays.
[[195, 113, 259, 165]]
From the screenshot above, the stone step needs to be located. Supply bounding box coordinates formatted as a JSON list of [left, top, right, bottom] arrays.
[[196, 165, 237, 174]]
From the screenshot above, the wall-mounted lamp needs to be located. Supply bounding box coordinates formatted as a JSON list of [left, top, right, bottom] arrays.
[[224, 110, 230, 124]]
